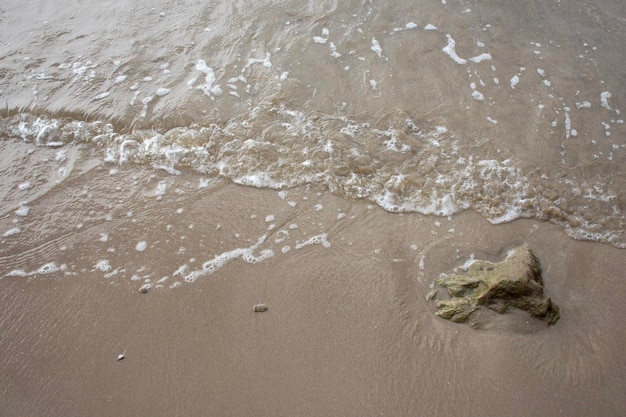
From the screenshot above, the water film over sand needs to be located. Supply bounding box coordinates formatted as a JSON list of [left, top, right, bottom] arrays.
[[1, 0, 625, 416]]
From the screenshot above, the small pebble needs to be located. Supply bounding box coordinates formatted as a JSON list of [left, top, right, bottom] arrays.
[[253, 304, 268, 313]]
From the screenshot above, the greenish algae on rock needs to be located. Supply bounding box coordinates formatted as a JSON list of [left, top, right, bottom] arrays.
[[431, 246, 560, 326]]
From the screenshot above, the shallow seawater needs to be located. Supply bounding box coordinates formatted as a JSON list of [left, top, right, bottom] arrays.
[[1, 0, 625, 249], [0, 1, 625, 416]]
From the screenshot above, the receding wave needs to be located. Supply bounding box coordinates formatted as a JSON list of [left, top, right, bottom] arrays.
[[2, 108, 624, 247]]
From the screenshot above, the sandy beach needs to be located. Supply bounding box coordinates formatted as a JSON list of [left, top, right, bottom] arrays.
[[1, 1, 625, 415], [2, 183, 625, 417]]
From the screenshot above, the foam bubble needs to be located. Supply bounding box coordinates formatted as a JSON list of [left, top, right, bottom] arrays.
[[156, 88, 171, 96], [195, 60, 222, 98], [3, 227, 21, 237], [136, 241, 147, 251], [95, 260, 112, 272], [15, 205, 30, 216], [37, 262, 61, 274], [486, 117, 498, 124], [469, 53, 492, 63], [442, 35, 467, 64], [600, 92, 612, 111], [371, 38, 383, 58], [295, 233, 331, 249], [184, 234, 269, 282]]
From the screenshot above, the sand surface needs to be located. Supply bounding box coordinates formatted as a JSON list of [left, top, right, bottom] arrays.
[[2, 184, 625, 416]]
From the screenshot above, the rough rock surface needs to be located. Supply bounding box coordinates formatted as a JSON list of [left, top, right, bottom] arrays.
[[431, 246, 560, 326]]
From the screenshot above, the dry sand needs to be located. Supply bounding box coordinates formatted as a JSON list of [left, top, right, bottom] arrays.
[[1, 184, 626, 416]]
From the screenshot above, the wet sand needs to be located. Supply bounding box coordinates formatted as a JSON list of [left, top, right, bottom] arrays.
[[2, 183, 625, 417]]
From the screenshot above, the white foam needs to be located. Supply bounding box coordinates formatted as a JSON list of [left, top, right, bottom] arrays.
[[424, 24, 438, 30], [7, 262, 66, 277], [94, 92, 110, 100], [155, 181, 167, 196], [38, 262, 65, 275], [245, 52, 273, 69], [184, 234, 269, 282], [510, 75, 520, 89], [114, 75, 127, 84], [488, 205, 522, 224], [600, 92, 612, 111], [234, 173, 286, 189], [56, 149, 67, 162], [136, 241, 147, 252], [195, 59, 222, 98], [15, 205, 30, 216], [442, 35, 467, 64], [94, 259, 112, 272], [458, 254, 476, 271], [564, 108, 572, 139], [18, 182, 32, 191], [371, 38, 383, 58], [3, 227, 21, 237], [172, 264, 188, 276], [295, 233, 331, 249], [469, 53, 492, 63], [470, 83, 484, 101], [156, 88, 171, 96], [313, 36, 327, 44]]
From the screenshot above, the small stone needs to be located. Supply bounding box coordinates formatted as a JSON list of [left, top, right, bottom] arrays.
[[139, 284, 151, 294], [253, 304, 268, 313]]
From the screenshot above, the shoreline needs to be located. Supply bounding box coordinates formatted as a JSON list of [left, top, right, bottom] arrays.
[[2, 185, 625, 416]]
